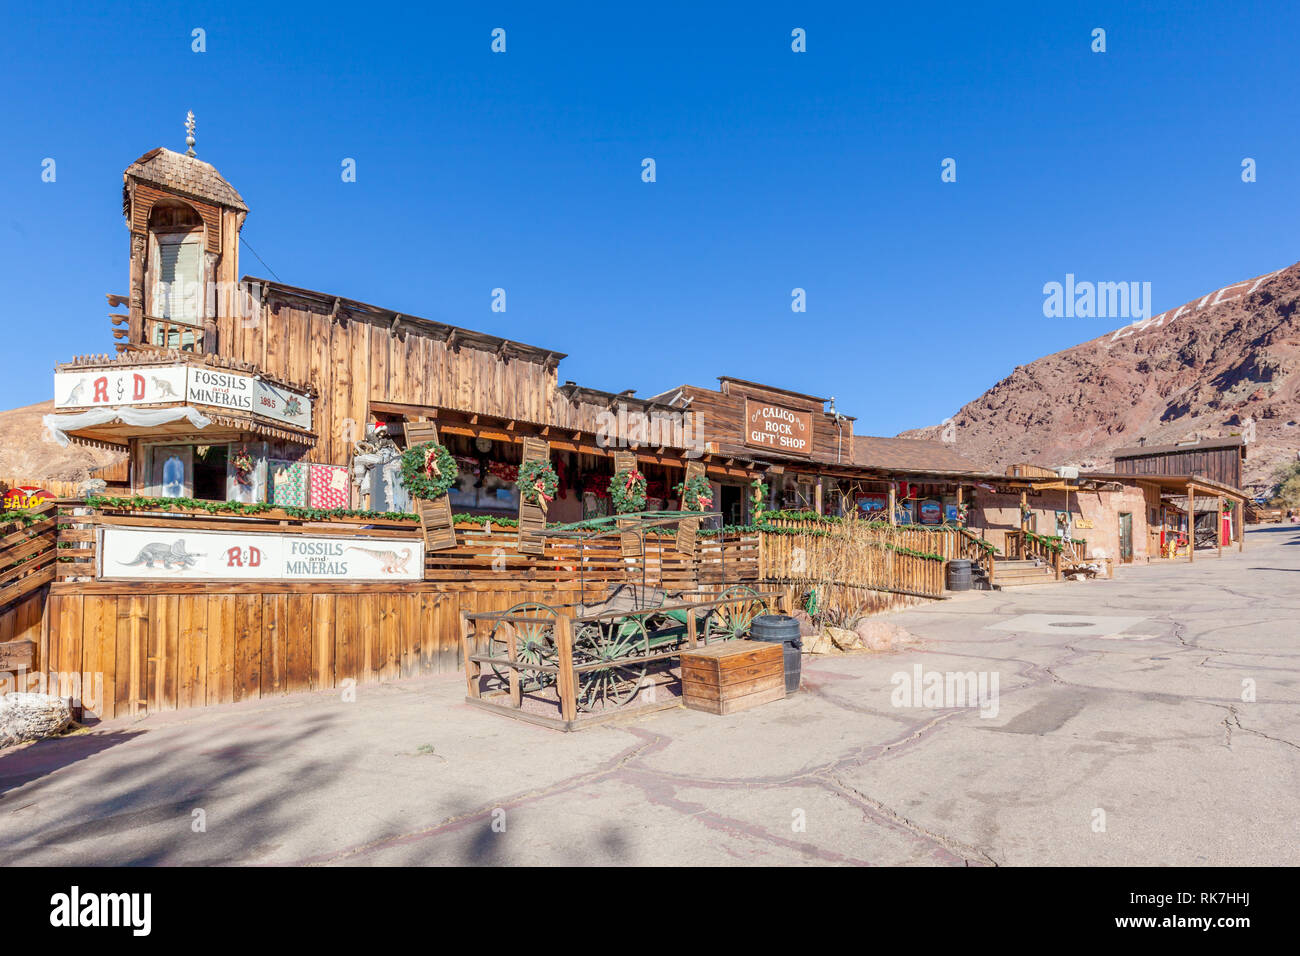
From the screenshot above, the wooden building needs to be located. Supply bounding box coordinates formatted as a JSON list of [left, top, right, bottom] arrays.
[[1113, 437, 1246, 490], [13, 138, 1246, 723]]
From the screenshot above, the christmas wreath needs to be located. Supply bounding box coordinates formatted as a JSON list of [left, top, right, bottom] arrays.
[[231, 446, 256, 490], [676, 474, 714, 512], [399, 441, 458, 500], [518, 459, 558, 512], [609, 468, 647, 513]]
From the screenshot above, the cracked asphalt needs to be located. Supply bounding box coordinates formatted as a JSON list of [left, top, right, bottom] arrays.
[[2, 525, 1297, 866]]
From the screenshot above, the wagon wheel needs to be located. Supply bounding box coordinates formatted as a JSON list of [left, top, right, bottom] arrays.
[[703, 585, 766, 644], [487, 602, 558, 690], [574, 618, 650, 713]]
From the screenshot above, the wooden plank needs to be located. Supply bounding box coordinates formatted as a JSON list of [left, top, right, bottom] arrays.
[[233, 594, 263, 702], [682, 657, 782, 687], [262, 593, 288, 696], [81, 595, 115, 719], [683, 684, 785, 715], [554, 614, 576, 722], [682, 672, 785, 703], [334, 594, 358, 690], [358, 592, 379, 682], [151, 594, 179, 712], [177, 594, 208, 710], [311, 593, 335, 690], [285, 593, 313, 693], [206, 594, 235, 706]]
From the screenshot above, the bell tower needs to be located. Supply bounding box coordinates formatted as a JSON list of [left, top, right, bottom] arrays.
[[118, 113, 248, 355]]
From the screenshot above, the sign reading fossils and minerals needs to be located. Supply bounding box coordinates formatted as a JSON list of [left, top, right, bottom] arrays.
[[99, 527, 424, 582], [54, 365, 312, 430], [743, 399, 813, 456]]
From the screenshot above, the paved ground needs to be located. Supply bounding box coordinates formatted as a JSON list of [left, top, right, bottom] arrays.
[[2, 526, 1298, 866]]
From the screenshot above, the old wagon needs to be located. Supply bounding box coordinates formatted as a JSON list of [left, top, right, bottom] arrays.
[[460, 512, 782, 726]]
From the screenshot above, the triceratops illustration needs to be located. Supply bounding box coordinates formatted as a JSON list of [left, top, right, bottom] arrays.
[[118, 540, 204, 571]]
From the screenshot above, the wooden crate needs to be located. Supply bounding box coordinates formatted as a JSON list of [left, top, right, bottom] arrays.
[[680, 640, 785, 715]]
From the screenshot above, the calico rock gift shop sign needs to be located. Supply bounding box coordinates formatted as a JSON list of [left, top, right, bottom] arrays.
[[99, 527, 424, 582], [743, 399, 813, 456]]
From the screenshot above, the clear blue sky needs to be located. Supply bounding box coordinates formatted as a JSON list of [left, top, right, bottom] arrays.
[[3, 1, 1297, 434]]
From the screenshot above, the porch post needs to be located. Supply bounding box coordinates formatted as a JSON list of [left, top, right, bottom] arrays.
[[1217, 496, 1223, 558], [1188, 484, 1195, 563], [888, 483, 897, 527]]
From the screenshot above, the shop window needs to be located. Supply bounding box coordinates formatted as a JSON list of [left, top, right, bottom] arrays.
[[149, 444, 192, 498], [193, 445, 229, 501], [146, 442, 267, 503]]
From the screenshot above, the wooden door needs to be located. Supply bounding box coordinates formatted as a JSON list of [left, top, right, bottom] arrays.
[[1118, 512, 1133, 564]]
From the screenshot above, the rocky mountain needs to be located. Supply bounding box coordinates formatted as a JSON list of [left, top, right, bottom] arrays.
[[0, 401, 125, 483], [902, 262, 1300, 494]]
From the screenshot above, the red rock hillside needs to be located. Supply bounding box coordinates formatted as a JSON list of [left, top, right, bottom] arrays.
[[901, 262, 1300, 494]]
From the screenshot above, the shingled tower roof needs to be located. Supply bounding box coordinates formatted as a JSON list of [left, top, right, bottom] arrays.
[[123, 147, 248, 212]]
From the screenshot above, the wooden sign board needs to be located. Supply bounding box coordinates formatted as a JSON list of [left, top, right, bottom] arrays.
[[743, 399, 813, 457], [405, 420, 457, 553], [675, 460, 706, 555], [98, 526, 426, 581], [613, 452, 642, 559], [0, 640, 34, 671], [517, 437, 550, 555]]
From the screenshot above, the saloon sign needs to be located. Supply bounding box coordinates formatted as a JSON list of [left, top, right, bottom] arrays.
[[55, 365, 311, 430], [99, 527, 424, 582], [743, 399, 813, 456], [2, 486, 53, 510]]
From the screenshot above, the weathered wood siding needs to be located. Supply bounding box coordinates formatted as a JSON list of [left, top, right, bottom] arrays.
[[1114, 446, 1243, 489], [215, 294, 570, 465]]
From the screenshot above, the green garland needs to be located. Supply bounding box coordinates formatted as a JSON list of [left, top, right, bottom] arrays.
[[609, 469, 647, 513], [0, 510, 44, 528], [517, 459, 558, 509], [676, 474, 714, 512], [1024, 530, 1066, 553], [85, 494, 417, 523], [400, 442, 458, 500], [750, 479, 768, 522]]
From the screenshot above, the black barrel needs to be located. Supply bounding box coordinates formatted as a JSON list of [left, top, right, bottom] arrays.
[[749, 614, 802, 693], [946, 559, 973, 592]]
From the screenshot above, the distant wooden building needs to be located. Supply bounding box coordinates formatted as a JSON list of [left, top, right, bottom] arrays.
[[1112, 437, 1246, 490]]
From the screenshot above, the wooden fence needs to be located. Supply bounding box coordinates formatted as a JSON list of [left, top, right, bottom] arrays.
[[0, 501, 60, 682], [15, 503, 957, 721], [757, 524, 948, 600]]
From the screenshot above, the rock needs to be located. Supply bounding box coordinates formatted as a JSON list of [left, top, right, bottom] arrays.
[[853, 618, 919, 652], [826, 626, 863, 651], [801, 630, 836, 655], [791, 609, 816, 637], [78, 478, 107, 496], [0, 693, 73, 750]]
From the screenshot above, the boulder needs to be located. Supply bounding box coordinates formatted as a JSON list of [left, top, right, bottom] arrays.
[[853, 618, 919, 652], [0, 693, 73, 750], [826, 626, 863, 651], [801, 629, 836, 655]]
